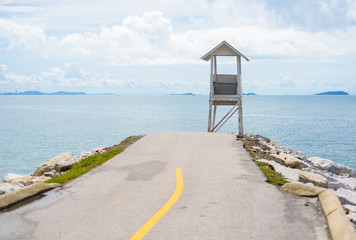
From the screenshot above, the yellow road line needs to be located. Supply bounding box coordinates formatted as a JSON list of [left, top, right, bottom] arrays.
[[130, 168, 184, 240]]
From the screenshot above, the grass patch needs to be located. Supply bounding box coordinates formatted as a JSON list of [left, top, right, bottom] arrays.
[[46, 147, 125, 185], [248, 150, 257, 159], [45, 135, 143, 185], [255, 160, 288, 185], [240, 138, 288, 186]]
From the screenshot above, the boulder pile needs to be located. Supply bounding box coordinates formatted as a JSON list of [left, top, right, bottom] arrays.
[[0, 146, 108, 196], [243, 133, 356, 226]]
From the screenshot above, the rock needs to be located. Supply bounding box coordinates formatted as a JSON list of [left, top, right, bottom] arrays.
[[78, 147, 108, 161], [281, 182, 326, 196], [343, 204, 356, 213], [78, 151, 93, 160], [347, 212, 356, 226], [252, 146, 262, 151], [276, 146, 308, 161], [269, 148, 278, 154], [271, 154, 302, 169], [34, 152, 77, 176], [343, 204, 356, 224], [258, 159, 301, 181], [328, 181, 353, 191], [8, 175, 36, 185], [307, 157, 356, 176], [53, 153, 77, 173], [24, 181, 33, 186], [0, 182, 25, 195], [321, 174, 356, 191], [335, 177, 356, 191], [1, 173, 24, 183], [44, 172, 55, 177], [268, 140, 280, 147], [33, 176, 51, 183], [244, 133, 270, 143], [335, 188, 356, 205], [307, 165, 356, 191], [316, 170, 337, 181], [0, 190, 5, 195], [33, 165, 55, 176], [0, 183, 61, 210], [299, 171, 328, 188], [90, 147, 107, 155]]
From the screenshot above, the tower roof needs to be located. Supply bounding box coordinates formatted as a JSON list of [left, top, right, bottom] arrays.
[[201, 41, 249, 61]]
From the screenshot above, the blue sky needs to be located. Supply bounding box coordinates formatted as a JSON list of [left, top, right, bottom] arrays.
[[0, 0, 355, 95]]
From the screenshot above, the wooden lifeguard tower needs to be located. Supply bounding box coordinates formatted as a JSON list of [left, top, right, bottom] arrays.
[[201, 41, 249, 136]]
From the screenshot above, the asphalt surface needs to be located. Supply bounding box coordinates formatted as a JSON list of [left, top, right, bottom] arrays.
[[0, 132, 330, 239]]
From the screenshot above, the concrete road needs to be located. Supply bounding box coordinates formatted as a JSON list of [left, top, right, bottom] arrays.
[[0, 132, 329, 239]]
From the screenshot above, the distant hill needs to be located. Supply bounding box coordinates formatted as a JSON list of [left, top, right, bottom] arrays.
[[169, 93, 196, 96], [51, 91, 86, 95], [1, 91, 87, 95], [314, 91, 349, 95]]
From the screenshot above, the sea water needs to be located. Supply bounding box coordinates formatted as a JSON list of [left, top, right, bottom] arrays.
[[0, 95, 355, 178]]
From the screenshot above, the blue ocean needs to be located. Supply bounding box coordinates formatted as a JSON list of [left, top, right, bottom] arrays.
[[0, 95, 355, 178]]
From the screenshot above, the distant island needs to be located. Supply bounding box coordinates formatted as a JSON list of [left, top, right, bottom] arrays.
[[1, 91, 87, 95], [169, 93, 196, 96], [314, 91, 349, 96], [243, 92, 257, 96]]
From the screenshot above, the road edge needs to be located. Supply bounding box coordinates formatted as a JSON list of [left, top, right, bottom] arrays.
[[319, 189, 356, 240], [0, 183, 60, 212]]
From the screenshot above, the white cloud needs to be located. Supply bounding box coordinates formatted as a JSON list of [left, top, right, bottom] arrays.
[[0, 6, 39, 13], [1, 2, 355, 94], [1, 63, 108, 88], [0, 64, 7, 72], [0, 64, 7, 82], [346, 0, 356, 21], [0, 61, 209, 93], [1, 8, 356, 65], [0, 18, 46, 49]]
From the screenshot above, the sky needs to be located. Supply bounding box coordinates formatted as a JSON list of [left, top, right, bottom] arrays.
[[0, 0, 355, 95]]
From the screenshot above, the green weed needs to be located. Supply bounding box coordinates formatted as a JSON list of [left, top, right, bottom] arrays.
[[45, 147, 124, 185], [255, 160, 288, 185]]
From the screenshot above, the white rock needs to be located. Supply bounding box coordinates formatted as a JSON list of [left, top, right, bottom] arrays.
[[34, 152, 77, 176], [335, 188, 356, 205], [1, 173, 24, 183], [334, 177, 356, 191], [44, 172, 55, 177], [252, 146, 262, 151], [269, 148, 278, 154], [277, 146, 307, 160], [271, 154, 302, 169], [24, 181, 33, 186], [343, 205, 356, 225], [90, 147, 107, 155], [306, 168, 351, 191], [8, 175, 36, 185], [78, 151, 93, 160], [32, 176, 51, 183], [328, 181, 352, 191], [307, 157, 355, 176], [299, 171, 328, 188], [344, 204, 356, 213], [258, 159, 301, 181], [0, 182, 25, 194], [244, 133, 270, 143]]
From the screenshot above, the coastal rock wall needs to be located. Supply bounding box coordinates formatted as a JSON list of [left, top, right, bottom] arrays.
[[0, 146, 108, 196], [243, 133, 356, 226]]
